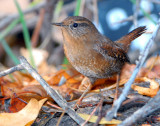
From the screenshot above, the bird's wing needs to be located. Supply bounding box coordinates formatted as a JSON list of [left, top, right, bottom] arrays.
[[93, 42, 130, 63]]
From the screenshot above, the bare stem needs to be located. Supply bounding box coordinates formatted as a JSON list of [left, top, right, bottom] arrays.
[[0, 64, 23, 77]]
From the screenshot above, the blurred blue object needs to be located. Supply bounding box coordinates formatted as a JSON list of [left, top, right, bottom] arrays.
[[98, 0, 159, 51]]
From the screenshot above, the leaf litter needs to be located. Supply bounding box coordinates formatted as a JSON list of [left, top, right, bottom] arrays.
[[0, 55, 160, 125]]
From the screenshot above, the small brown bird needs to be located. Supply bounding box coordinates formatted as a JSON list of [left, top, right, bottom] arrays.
[[52, 16, 146, 100], [52, 16, 146, 83]]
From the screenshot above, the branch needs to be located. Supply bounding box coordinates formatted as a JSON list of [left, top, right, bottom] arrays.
[[0, 56, 85, 125], [0, 64, 23, 77], [105, 19, 160, 121]]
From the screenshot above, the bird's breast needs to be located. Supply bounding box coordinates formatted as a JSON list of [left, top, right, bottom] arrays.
[[64, 44, 123, 79]]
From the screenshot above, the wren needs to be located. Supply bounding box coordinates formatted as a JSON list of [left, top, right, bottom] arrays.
[[52, 16, 146, 85]]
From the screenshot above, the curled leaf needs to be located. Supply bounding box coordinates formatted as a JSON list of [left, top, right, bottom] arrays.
[[132, 77, 159, 97], [0, 98, 47, 126]]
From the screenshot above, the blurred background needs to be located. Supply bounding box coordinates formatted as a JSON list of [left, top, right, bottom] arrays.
[[0, 0, 159, 71]]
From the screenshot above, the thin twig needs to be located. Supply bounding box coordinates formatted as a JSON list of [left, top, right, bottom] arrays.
[[113, 16, 133, 24], [0, 56, 85, 125], [81, 99, 103, 126], [47, 101, 63, 110], [42, 106, 64, 113], [93, 98, 104, 126], [0, 64, 23, 77], [105, 19, 160, 121], [31, 8, 45, 47], [56, 111, 65, 126]]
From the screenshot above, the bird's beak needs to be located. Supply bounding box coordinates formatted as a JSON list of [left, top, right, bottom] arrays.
[[52, 22, 66, 27]]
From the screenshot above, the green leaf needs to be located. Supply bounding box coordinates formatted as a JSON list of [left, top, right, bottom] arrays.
[[0, 19, 20, 65], [55, 0, 64, 16], [1, 39, 19, 65], [62, 57, 68, 69], [74, 0, 81, 16], [0, 19, 19, 41]]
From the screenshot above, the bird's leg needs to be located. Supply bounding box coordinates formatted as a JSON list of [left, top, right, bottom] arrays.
[[74, 77, 95, 109], [114, 73, 120, 102], [76, 83, 91, 105]]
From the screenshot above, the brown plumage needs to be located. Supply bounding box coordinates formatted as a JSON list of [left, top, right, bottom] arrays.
[[116, 27, 146, 52], [52, 16, 146, 84]]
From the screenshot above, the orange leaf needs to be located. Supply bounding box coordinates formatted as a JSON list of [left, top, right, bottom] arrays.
[[132, 77, 159, 97], [121, 64, 160, 79], [8, 97, 26, 113], [48, 70, 80, 85]]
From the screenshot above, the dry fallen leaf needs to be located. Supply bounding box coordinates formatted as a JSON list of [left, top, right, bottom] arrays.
[[146, 56, 160, 68], [78, 113, 121, 124], [0, 98, 47, 126], [132, 77, 159, 97], [48, 70, 80, 85], [20, 48, 48, 67], [8, 97, 27, 113], [121, 64, 160, 79], [151, 64, 160, 77], [141, 124, 152, 126]]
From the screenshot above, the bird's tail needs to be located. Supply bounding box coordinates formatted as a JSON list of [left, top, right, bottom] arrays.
[[116, 26, 146, 52]]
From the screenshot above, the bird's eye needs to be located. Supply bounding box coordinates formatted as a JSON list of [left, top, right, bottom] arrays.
[[73, 23, 78, 28]]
